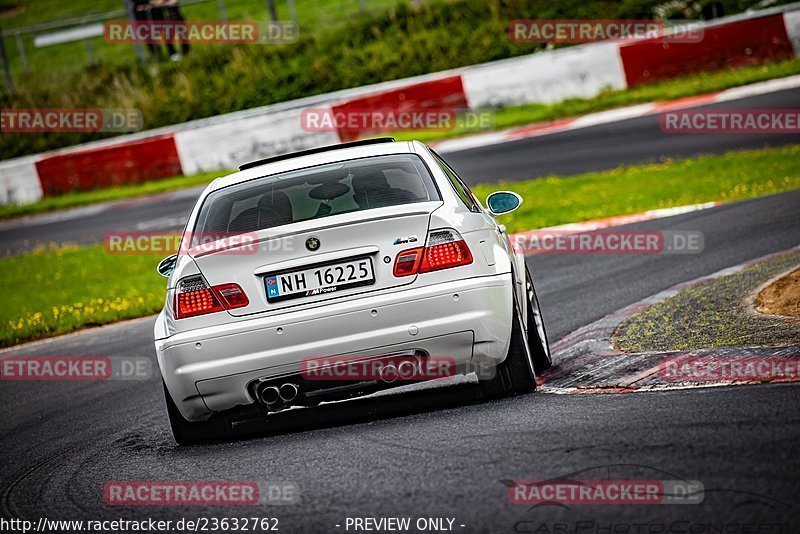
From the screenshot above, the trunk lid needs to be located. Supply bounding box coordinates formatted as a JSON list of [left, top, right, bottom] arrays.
[[189, 202, 439, 317]]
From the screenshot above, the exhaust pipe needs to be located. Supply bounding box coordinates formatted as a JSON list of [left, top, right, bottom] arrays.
[[379, 364, 398, 383], [397, 359, 417, 380], [279, 383, 299, 402], [258, 385, 281, 406]]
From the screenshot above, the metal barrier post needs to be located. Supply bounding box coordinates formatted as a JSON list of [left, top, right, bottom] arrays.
[[267, 0, 278, 21], [216, 0, 228, 22], [15, 34, 28, 73], [86, 38, 96, 63], [0, 29, 14, 94]]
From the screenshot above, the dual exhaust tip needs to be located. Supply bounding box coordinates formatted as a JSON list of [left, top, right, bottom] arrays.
[[255, 354, 426, 409], [257, 382, 298, 408], [379, 355, 425, 383]]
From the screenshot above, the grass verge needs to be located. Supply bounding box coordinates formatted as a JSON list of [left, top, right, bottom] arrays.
[[393, 58, 800, 143], [473, 145, 800, 234], [0, 170, 226, 220], [1, 145, 799, 347], [0, 244, 166, 347], [613, 251, 800, 352]]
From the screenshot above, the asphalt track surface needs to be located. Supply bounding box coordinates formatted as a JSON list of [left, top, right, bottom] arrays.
[[444, 86, 800, 183], [1, 87, 798, 256], [2, 82, 800, 531], [1, 188, 799, 532]]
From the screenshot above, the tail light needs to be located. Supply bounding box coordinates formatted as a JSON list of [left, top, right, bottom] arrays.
[[393, 248, 424, 277], [214, 283, 249, 308], [393, 229, 473, 277], [174, 276, 249, 319]]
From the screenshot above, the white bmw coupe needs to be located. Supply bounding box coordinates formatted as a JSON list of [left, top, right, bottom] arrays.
[[154, 138, 550, 444]]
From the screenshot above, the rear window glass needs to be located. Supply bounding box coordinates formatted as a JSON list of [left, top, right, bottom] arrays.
[[192, 154, 441, 239]]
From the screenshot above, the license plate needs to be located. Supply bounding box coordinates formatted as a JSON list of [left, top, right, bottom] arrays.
[[265, 257, 375, 302]]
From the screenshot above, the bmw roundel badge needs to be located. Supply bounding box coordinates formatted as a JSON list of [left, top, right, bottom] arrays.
[[306, 236, 321, 251]]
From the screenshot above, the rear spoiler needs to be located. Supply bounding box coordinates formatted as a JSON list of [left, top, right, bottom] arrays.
[[239, 138, 396, 171]]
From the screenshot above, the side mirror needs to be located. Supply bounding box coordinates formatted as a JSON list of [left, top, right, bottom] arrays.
[[486, 191, 522, 215], [157, 254, 178, 278]]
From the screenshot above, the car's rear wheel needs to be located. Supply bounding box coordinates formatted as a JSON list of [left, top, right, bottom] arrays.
[[479, 297, 537, 399], [163, 381, 229, 445], [525, 267, 552, 373]]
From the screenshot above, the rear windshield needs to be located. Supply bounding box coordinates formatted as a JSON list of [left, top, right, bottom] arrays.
[[192, 154, 440, 239]]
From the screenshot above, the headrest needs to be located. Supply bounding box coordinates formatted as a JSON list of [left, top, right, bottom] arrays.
[[350, 169, 389, 194]]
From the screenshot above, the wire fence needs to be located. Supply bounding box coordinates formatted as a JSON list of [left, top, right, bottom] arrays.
[[0, 0, 407, 94]]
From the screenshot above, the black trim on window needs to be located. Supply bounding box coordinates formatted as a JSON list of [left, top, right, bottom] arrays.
[[429, 150, 481, 213]]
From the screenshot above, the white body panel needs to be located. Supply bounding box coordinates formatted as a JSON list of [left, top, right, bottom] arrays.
[[155, 140, 526, 421]]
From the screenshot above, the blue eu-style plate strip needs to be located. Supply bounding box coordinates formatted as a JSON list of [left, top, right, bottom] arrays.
[[265, 276, 280, 298]]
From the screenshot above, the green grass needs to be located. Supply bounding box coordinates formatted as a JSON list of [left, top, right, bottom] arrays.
[[613, 251, 800, 352], [6, 0, 792, 160], [0, 0, 396, 28], [3, 0, 541, 158], [2, 145, 798, 347], [393, 58, 800, 143], [2, 0, 788, 80], [0, 244, 166, 347], [0, 0, 402, 77], [0, 170, 226, 220], [472, 145, 800, 234]]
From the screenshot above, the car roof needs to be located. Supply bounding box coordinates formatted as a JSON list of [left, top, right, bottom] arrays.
[[209, 140, 420, 193]]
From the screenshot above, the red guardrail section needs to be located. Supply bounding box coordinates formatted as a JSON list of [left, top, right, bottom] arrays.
[[331, 75, 468, 142], [35, 134, 183, 196], [619, 14, 795, 87]]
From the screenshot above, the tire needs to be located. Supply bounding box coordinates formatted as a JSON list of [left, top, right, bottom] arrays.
[[479, 297, 537, 400], [163, 381, 229, 445], [524, 267, 552, 373]]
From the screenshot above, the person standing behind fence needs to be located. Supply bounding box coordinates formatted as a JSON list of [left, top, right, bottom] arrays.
[[151, 0, 190, 61], [133, 0, 160, 57]]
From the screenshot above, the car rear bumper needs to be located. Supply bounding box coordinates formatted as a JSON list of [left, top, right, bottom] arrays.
[[156, 273, 513, 421]]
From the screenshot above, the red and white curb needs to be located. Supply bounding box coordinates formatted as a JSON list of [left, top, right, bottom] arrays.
[[433, 74, 800, 154], [2, 5, 799, 205], [537, 245, 800, 394]]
